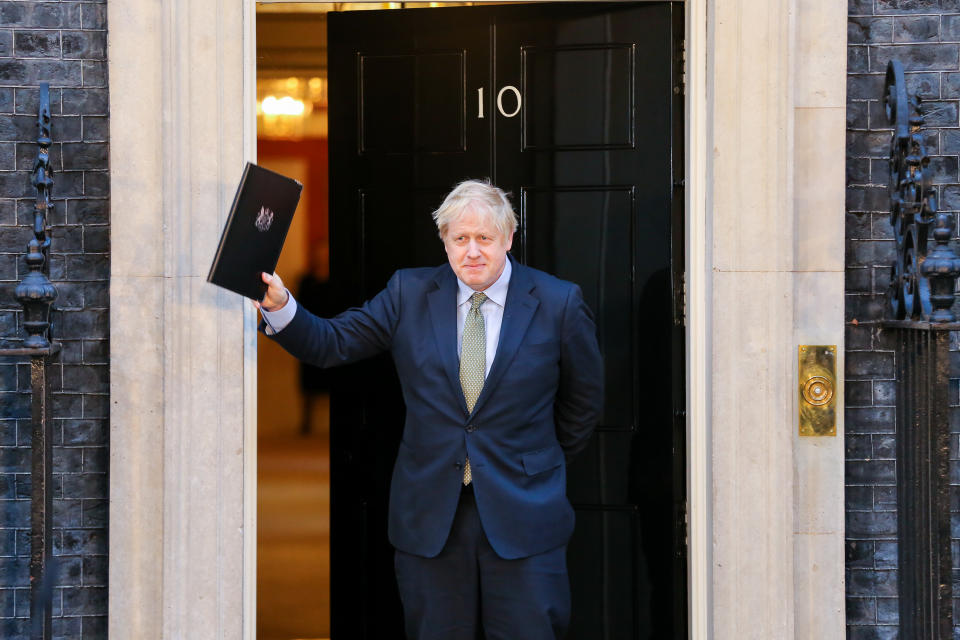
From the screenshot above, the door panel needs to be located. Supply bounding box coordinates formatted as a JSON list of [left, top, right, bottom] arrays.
[[328, 4, 684, 638]]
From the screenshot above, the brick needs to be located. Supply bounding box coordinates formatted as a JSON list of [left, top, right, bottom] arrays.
[[13, 30, 59, 58], [81, 115, 107, 142], [873, 434, 897, 459], [53, 445, 81, 470], [51, 224, 85, 254], [53, 614, 81, 637], [60, 472, 104, 499], [893, 15, 939, 42], [915, 72, 943, 100], [849, 100, 870, 129], [850, 0, 875, 14], [876, 597, 899, 623], [82, 616, 107, 638], [82, 447, 105, 472], [62, 30, 105, 60], [0, 499, 28, 527], [0, 88, 12, 114], [0, 448, 29, 474], [14, 86, 61, 115], [81, 60, 106, 87], [0, 619, 28, 638], [80, 393, 106, 418], [847, 484, 874, 510], [62, 420, 104, 446], [847, 381, 873, 406], [57, 310, 107, 340], [871, 212, 895, 239], [56, 555, 82, 586], [849, 73, 886, 100], [848, 157, 871, 184], [844, 267, 873, 292], [927, 154, 959, 182], [0, 3, 81, 29], [847, 596, 878, 624], [0, 29, 10, 57], [870, 44, 959, 71], [62, 88, 107, 116], [847, 238, 896, 267], [844, 433, 873, 462], [80, 3, 106, 31], [50, 392, 82, 417], [62, 364, 106, 393], [81, 499, 104, 528], [874, 380, 896, 405], [946, 14, 960, 40], [848, 459, 896, 483], [847, 568, 898, 596], [0, 588, 12, 616], [82, 555, 106, 585], [64, 254, 108, 281], [848, 130, 893, 156], [81, 340, 107, 363], [82, 225, 107, 253], [876, 0, 942, 13], [941, 184, 960, 209], [61, 586, 105, 615], [850, 45, 870, 73], [0, 59, 82, 86], [67, 198, 108, 225], [850, 17, 895, 44], [55, 498, 81, 527], [847, 186, 889, 212], [60, 528, 105, 555], [61, 142, 107, 170], [82, 170, 108, 196]]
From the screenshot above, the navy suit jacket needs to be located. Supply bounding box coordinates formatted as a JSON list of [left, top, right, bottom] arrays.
[[267, 255, 603, 559]]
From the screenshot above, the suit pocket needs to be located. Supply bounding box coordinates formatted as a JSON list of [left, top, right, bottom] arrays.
[[521, 446, 564, 476]]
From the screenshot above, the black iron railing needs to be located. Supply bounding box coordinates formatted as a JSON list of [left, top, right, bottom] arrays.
[[0, 82, 59, 640], [882, 59, 959, 639]]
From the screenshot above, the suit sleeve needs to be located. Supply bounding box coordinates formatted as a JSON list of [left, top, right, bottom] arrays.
[[555, 283, 604, 461], [261, 271, 402, 368]]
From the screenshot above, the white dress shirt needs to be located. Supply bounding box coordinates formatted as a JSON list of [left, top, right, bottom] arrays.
[[260, 258, 513, 379]]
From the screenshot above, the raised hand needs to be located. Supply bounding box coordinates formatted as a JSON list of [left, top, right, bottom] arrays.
[[252, 271, 289, 311]]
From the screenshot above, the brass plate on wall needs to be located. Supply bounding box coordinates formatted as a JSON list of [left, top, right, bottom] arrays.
[[798, 345, 836, 436]]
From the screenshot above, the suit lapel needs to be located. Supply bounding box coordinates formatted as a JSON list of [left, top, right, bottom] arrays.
[[427, 267, 469, 415], [470, 258, 539, 417]]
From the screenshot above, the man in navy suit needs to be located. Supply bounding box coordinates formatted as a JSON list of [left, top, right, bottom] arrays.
[[256, 179, 603, 639]]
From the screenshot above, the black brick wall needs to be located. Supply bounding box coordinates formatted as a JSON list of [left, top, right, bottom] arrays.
[[847, 3, 960, 639], [0, 2, 108, 638]]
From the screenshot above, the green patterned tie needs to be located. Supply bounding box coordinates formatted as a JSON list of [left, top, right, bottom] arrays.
[[460, 292, 487, 485]]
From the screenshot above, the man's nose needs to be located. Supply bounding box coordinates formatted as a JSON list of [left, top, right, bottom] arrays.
[[466, 241, 481, 257]]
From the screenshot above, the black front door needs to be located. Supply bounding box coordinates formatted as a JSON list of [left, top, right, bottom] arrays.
[[327, 4, 685, 638]]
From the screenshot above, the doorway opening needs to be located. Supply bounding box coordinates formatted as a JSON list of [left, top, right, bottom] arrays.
[[255, 3, 686, 639]]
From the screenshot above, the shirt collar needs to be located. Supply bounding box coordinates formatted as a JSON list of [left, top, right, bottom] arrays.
[[456, 256, 512, 308]]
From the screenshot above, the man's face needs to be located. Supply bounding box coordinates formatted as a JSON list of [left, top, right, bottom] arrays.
[[442, 206, 513, 291]]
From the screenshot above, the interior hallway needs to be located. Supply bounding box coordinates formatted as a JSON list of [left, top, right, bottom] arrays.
[[257, 398, 331, 640]]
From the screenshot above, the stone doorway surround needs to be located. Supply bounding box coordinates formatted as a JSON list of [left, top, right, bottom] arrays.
[[106, 0, 846, 637]]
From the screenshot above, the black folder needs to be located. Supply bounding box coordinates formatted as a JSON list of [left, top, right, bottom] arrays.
[[207, 162, 303, 300]]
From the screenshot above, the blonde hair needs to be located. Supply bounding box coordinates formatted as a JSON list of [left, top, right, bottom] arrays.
[[431, 179, 518, 241]]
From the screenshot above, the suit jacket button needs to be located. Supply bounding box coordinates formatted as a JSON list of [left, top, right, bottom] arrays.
[[465, 424, 477, 433]]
